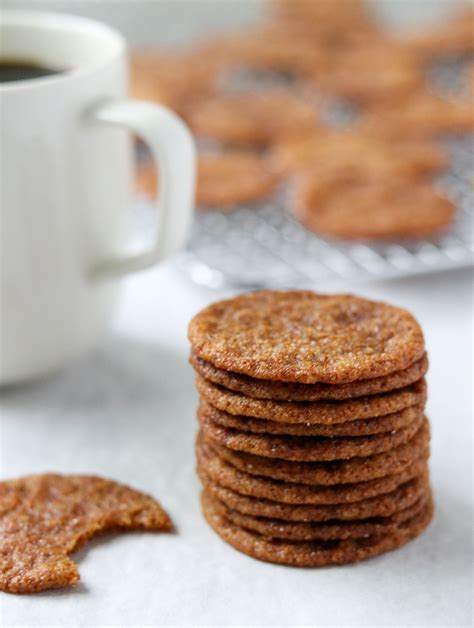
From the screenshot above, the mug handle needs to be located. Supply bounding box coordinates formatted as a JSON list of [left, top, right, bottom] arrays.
[[86, 99, 196, 278]]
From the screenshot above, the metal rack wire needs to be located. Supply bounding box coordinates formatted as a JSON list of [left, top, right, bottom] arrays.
[[179, 134, 473, 289], [135, 57, 473, 289], [178, 55, 473, 289]]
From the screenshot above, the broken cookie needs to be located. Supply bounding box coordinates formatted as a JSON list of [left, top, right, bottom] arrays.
[[0, 473, 172, 594]]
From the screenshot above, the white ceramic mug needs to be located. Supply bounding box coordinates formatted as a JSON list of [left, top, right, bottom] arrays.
[[0, 11, 196, 384]]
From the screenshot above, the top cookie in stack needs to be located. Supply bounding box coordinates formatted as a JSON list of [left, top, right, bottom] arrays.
[[189, 291, 432, 567]]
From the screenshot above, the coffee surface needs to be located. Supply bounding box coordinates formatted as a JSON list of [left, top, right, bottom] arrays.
[[0, 60, 63, 83]]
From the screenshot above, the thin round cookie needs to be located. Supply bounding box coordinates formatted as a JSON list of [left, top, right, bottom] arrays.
[[130, 50, 217, 113], [198, 411, 425, 461], [190, 351, 428, 401], [200, 470, 429, 522], [273, 0, 376, 32], [199, 27, 329, 76], [271, 132, 447, 178], [199, 400, 424, 437], [196, 152, 280, 208], [308, 44, 423, 105], [187, 91, 319, 147], [188, 291, 425, 384], [203, 490, 429, 542], [362, 90, 474, 139], [202, 491, 433, 566], [197, 437, 427, 505], [203, 420, 430, 486], [196, 376, 426, 425], [137, 152, 280, 210], [294, 171, 455, 240]]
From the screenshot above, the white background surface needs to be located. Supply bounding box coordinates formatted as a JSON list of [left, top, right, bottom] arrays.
[[1, 1, 472, 626], [1, 264, 472, 627]]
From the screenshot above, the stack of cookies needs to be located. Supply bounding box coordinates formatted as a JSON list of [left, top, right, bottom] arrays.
[[188, 290, 433, 567]]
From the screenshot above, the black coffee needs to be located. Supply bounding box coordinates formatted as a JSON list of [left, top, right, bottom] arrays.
[[0, 59, 64, 83]]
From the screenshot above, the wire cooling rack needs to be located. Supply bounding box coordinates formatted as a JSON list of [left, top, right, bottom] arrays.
[[135, 56, 473, 290], [178, 134, 473, 289], [178, 51, 473, 289]]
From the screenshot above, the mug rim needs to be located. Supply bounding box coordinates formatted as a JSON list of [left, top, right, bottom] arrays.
[[0, 9, 126, 92]]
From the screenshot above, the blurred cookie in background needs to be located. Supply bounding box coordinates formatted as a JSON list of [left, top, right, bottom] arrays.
[[130, 0, 472, 251], [272, 0, 378, 36], [293, 168, 455, 240], [186, 90, 320, 147], [362, 89, 474, 139], [137, 151, 280, 210], [306, 42, 423, 105], [200, 27, 330, 77], [130, 49, 219, 113], [272, 130, 448, 179]]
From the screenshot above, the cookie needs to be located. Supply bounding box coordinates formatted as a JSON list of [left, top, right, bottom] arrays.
[[199, 400, 424, 437], [0, 474, 172, 594], [130, 50, 217, 113], [203, 490, 429, 541], [137, 152, 279, 209], [200, 470, 429, 522], [187, 91, 319, 147], [294, 170, 455, 240], [198, 411, 425, 461], [273, 0, 374, 29], [205, 420, 430, 486], [272, 0, 380, 53], [362, 90, 474, 139], [196, 152, 280, 208], [272, 132, 447, 178], [189, 291, 425, 384], [190, 352, 428, 402], [197, 436, 427, 505], [196, 376, 426, 425], [202, 28, 330, 76], [201, 490, 433, 566], [309, 44, 422, 105]]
